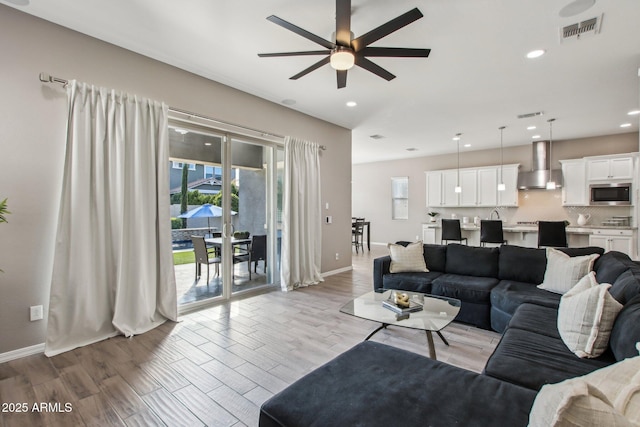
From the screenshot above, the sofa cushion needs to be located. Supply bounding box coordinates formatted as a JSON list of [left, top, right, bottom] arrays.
[[382, 271, 443, 294], [396, 241, 447, 272], [538, 248, 599, 294], [388, 241, 428, 273], [610, 295, 640, 361], [484, 326, 615, 391], [506, 303, 562, 338], [259, 341, 537, 427], [594, 251, 636, 286], [559, 247, 605, 257], [445, 244, 499, 278], [490, 280, 561, 315], [557, 272, 623, 358], [432, 274, 499, 303], [498, 245, 547, 284], [609, 268, 640, 305]]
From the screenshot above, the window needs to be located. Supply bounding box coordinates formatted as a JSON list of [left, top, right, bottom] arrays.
[[204, 165, 222, 179], [172, 161, 196, 170], [391, 177, 409, 220]]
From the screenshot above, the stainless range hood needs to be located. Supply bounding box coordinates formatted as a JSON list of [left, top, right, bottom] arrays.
[[517, 141, 563, 190]]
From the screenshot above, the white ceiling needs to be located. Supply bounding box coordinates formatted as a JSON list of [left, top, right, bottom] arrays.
[[4, 0, 640, 163]]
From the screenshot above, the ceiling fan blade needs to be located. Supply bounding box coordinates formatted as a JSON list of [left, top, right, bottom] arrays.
[[258, 50, 329, 57], [351, 8, 424, 52], [335, 0, 351, 46], [360, 47, 431, 58], [267, 15, 335, 50], [290, 56, 331, 80], [355, 56, 396, 81], [337, 70, 347, 88]]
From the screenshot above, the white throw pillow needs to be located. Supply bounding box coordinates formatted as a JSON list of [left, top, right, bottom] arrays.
[[538, 248, 599, 294], [557, 272, 623, 358], [529, 354, 640, 426], [387, 241, 428, 273], [528, 380, 634, 427]]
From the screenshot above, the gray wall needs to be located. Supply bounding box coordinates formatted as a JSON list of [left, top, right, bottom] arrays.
[[353, 133, 639, 245], [0, 5, 352, 355]]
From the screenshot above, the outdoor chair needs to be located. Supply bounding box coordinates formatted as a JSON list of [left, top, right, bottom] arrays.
[[250, 235, 267, 273], [191, 235, 221, 284]]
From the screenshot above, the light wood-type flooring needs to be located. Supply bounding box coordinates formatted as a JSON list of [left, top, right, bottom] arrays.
[[0, 245, 501, 426]]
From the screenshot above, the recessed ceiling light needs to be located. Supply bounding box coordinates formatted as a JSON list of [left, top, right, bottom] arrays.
[[175, 128, 189, 135], [532, 135, 541, 139], [526, 49, 545, 59], [204, 142, 212, 146], [620, 123, 632, 128], [346, 101, 357, 107], [628, 110, 640, 116], [559, 0, 596, 18], [281, 99, 296, 106], [527, 126, 537, 130], [463, 144, 471, 148], [406, 148, 418, 151]]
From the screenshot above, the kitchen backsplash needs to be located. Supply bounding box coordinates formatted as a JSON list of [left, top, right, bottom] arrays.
[[428, 189, 634, 227]]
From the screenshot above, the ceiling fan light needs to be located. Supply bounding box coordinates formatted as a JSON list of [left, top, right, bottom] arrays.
[[330, 48, 355, 70]]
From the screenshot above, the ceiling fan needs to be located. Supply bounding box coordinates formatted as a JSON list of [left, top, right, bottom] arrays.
[[258, 0, 431, 89]]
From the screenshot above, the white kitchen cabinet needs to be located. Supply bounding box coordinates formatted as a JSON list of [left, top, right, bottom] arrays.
[[561, 159, 587, 206], [477, 167, 498, 207], [589, 229, 635, 258], [442, 170, 460, 206], [422, 224, 437, 244], [587, 156, 634, 181], [425, 171, 443, 207], [496, 164, 519, 207], [460, 169, 478, 206]]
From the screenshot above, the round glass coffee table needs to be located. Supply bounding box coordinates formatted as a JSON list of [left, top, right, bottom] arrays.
[[340, 289, 461, 359]]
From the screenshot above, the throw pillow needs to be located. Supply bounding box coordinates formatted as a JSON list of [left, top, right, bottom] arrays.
[[528, 380, 633, 427], [529, 353, 640, 426], [538, 248, 599, 294], [388, 241, 428, 273], [557, 272, 623, 358]]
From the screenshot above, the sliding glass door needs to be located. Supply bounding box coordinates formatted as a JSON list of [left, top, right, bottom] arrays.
[[168, 122, 281, 310]]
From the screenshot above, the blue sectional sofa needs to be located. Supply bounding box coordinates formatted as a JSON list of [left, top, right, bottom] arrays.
[[260, 244, 640, 426]]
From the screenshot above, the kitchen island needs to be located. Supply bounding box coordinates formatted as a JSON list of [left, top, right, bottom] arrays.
[[421, 222, 637, 258]]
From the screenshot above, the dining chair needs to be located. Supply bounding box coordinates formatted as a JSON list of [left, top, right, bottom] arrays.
[[480, 220, 507, 247], [250, 234, 267, 273], [191, 235, 221, 284], [441, 219, 467, 245], [537, 221, 568, 248], [352, 218, 365, 253]]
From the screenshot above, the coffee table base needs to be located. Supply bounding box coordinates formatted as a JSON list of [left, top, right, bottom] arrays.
[[364, 323, 450, 360]]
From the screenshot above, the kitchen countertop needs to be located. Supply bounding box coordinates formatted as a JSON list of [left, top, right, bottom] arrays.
[[422, 222, 636, 233]]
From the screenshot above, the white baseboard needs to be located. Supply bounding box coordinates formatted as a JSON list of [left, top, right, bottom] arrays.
[[0, 343, 45, 363], [322, 266, 353, 277]]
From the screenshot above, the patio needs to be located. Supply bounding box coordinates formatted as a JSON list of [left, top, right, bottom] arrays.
[[174, 257, 271, 305]]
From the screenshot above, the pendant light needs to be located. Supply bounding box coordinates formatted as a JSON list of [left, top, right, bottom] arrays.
[[546, 118, 556, 190], [497, 126, 506, 192], [454, 133, 462, 193]]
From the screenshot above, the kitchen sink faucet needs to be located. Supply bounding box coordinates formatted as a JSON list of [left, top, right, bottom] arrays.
[[490, 208, 500, 220]]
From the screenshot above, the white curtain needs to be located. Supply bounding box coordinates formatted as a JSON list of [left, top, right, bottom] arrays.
[[280, 136, 323, 291], [45, 81, 177, 357]]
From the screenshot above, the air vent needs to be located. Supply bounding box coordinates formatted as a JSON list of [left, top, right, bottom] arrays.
[[561, 15, 602, 41], [369, 134, 385, 140], [517, 111, 544, 119]]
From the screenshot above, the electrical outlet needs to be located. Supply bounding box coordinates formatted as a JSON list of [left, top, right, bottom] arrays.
[[30, 305, 43, 321], [416, 235, 420, 240], [335, 253, 339, 260]]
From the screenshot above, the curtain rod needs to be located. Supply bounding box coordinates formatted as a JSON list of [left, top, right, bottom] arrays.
[[38, 72, 326, 150]]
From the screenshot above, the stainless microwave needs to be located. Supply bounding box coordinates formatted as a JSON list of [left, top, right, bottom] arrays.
[[589, 183, 632, 205]]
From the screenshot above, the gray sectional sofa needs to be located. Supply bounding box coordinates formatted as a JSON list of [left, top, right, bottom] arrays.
[[260, 244, 640, 426]]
